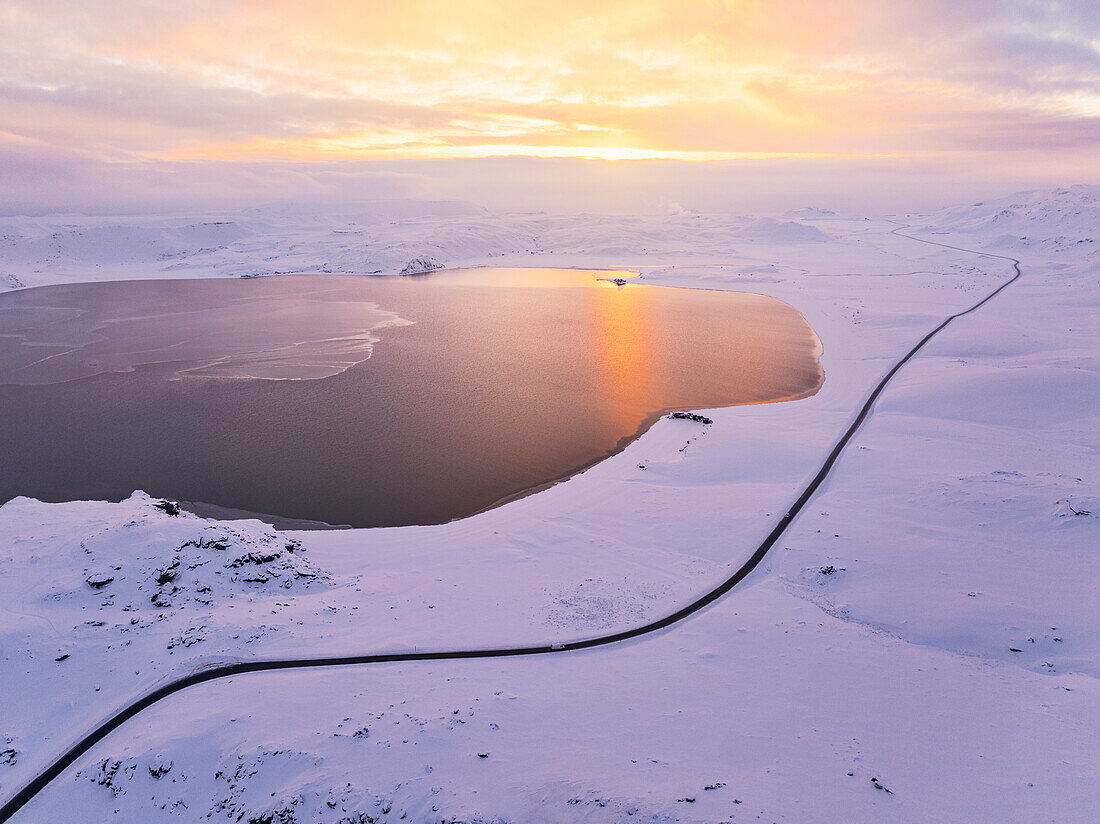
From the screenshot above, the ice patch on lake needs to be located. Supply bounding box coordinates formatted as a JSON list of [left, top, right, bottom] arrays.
[[0, 291, 412, 385]]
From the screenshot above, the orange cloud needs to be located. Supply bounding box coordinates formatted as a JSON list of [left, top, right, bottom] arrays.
[[1, 0, 1096, 164]]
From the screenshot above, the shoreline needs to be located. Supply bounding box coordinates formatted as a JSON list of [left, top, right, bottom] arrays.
[[0, 270, 824, 530]]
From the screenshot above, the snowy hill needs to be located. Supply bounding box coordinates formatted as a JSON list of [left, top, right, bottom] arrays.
[[918, 184, 1100, 259]]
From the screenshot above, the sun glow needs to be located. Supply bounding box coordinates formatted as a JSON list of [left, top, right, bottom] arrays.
[[160, 138, 867, 163]]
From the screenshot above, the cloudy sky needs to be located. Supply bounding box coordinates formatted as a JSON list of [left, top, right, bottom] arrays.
[[2, 0, 1098, 213]]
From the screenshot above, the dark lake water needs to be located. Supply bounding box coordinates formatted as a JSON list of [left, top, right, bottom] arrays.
[[0, 269, 823, 528]]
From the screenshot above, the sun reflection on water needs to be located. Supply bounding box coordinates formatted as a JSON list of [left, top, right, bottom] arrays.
[[590, 279, 656, 422]]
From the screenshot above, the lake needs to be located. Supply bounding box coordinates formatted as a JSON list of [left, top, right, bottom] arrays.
[[0, 269, 823, 528]]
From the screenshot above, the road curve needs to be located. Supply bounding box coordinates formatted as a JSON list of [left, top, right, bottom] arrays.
[[0, 228, 1023, 822]]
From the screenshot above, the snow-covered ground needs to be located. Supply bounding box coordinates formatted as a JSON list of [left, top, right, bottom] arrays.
[[0, 186, 1097, 822]]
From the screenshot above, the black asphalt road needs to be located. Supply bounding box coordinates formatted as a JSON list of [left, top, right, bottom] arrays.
[[0, 229, 1022, 822]]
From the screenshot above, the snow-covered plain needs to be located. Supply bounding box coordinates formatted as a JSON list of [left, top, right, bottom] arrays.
[[0, 186, 1097, 822]]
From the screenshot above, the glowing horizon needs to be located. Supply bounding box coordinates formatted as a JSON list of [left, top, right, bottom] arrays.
[[159, 139, 891, 163]]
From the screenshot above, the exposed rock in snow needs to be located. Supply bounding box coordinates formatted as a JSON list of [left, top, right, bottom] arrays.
[[7, 492, 332, 616], [399, 256, 444, 275], [85, 572, 115, 589], [153, 499, 181, 516], [147, 754, 172, 779], [82, 758, 133, 797], [667, 411, 713, 424]]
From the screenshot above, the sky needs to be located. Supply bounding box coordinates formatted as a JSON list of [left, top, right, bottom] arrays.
[[1, 0, 1098, 214]]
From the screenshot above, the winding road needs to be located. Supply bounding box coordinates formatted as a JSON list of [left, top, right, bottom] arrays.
[[0, 228, 1023, 822]]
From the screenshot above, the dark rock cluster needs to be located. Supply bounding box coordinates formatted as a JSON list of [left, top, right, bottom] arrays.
[[667, 411, 713, 424]]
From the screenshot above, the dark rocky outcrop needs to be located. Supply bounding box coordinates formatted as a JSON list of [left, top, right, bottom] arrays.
[[667, 411, 713, 424], [400, 257, 444, 275], [153, 499, 181, 516]]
